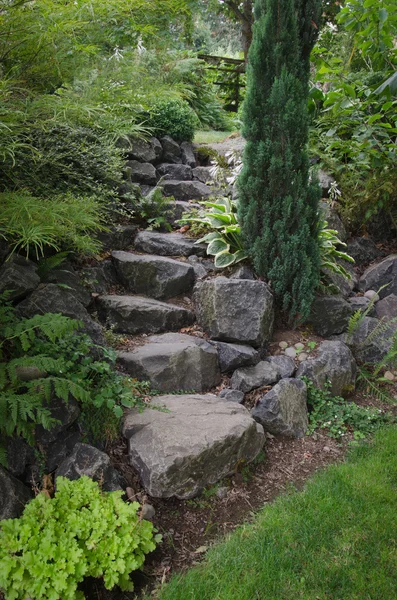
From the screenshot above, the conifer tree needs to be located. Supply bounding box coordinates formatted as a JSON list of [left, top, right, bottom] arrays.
[[238, 0, 322, 321]]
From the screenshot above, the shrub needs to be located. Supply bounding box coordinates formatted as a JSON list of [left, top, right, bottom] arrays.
[[145, 99, 198, 142], [0, 476, 159, 600]]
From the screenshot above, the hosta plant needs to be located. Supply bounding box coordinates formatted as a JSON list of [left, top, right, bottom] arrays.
[[319, 219, 354, 292], [188, 197, 248, 268], [0, 476, 159, 600]]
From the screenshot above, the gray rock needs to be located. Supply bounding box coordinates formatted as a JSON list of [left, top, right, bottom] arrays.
[[359, 255, 397, 299], [112, 251, 195, 299], [0, 239, 10, 264], [192, 166, 212, 183], [319, 201, 347, 241], [231, 361, 279, 393], [141, 504, 156, 521], [181, 142, 197, 168], [157, 163, 193, 181], [118, 180, 141, 200], [229, 265, 255, 280], [266, 355, 296, 379], [296, 340, 356, 396], [0, 466, 32, 520], [216, 486, 229, 499], [318, 170, 335, 197], [324, 267, 355, 298], [97, 295, 195, 335], [160, 136, 182, 163], [134, 231, 206, 257], [56, 443, 124, 492], [348, 296, 375, 316], [189, 258, 208, 279], [43, 264, 91, 307], [162, 180, 213, 201], [165, 200, 201, 226], [376, 294, 397, 319], [123, 137, 162, 163], [35, 396, 80, 445], [309, 295, 353, 337], [252, 378, 308, 438], [124, 160, 158, 186], [219, 389, 245, 403], [6, 437, 36, 479], [45, 429, 82, 473], [347, 238, 381, 267], [122, 394, 265, 498], [194, 277, 274, 347], [80, 262, 116, 295], [0, 254, 40, 301], [17, 284, 105, 345], [285, 347, 297, 358], [97, 225, 136, 251], [117, 333, 220, 393], [341, 316, 397, 365], [212, 341, 260, 373]]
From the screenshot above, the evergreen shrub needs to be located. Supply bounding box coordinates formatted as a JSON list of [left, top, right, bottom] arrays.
[[145, 99, 198, 142]]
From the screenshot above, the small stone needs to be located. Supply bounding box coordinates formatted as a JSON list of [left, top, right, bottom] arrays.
[[384, 371, 395, 382], [216, 486, 228, 500], [294, 343, 305, 352], [126, 487, 135, 501], [285, 347, 297, 359], [298, 352, 308, 362], [141, 503, 156, 521], [278, 341, 288, 349], [219, 389, 245, 404], [364, 290, 379, 302], [323, 446, 331, 453]]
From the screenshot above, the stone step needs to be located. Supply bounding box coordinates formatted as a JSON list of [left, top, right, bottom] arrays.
[[122, 393, 265, 499], [162, 179, 213, 201], [112, 251, 195, 299], [96, 295, 195, 335], [117, 333, 220, 393], [134, 231, 206, 258]]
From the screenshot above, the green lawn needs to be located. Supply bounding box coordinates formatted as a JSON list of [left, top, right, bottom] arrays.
[[153, 427, 397, 600], [194, 130, 233, 144]]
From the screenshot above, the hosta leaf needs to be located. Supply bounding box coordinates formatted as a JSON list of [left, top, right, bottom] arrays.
[[196, 231, 219, 244], [214, 250, 236, 268], [233, 250, 249, 264], [207, 238, 229, 255]]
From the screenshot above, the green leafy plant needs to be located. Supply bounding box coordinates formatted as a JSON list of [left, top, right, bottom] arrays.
[[303, 378, 392, 440], [318, 218, 355, 292], [144, 98, 198, 142], [0, 476, 159, 600], [186, 197, 248, 267]]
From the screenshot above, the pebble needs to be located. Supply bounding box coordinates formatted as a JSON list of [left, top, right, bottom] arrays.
[[298, 352, 308, 362], [279, 341, 288, 349], [384, 371, 395, 382], [323, 446, 331, 453], [216, 486, 228, 500], [141, 503, 156, 521], [294, 343, 305, 352], [285, 347, 297, 358], [126, 487, 135, 501], [364, 290, 379, 302]]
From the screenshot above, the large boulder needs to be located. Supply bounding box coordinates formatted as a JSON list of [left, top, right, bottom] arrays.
[[112, 251, 195, 299], [194, 277, 274, 347], [0, 254, 40, 301], [122, 394, 265, 498], [134, 231, 206, 257], [5, 438, 35, 480], [97, 295, 195, 335], [117, 333, 220, 392], [180, 142, 197, 168], [309, 295, 353, 337], [319, 201, 347, 241], [97, 225, 136, 252], [160, 136, 182, 164], [162, 180, 213, 201], [157, 163, 193, 181], [192, 166, 212, 183], [266, 355, 296, 379], [340, 316, 397, 365], [17, 284, 105, 345], [376, 294, 397, 319], [124, 160, 158, 186], [56, 443, 124, 492], [359, 255, 397, 299], [348, 296, 375, 316], [347, 237, 381, 267], [0, 466, 32, 520], [231, 361, 279, 393], [296, 340, 356, 396], [252, 378, 308, 438], [43, 264, 91, 307], [79, 262, 117, 296], [121, 136, 162, 163], [211, 341, 260, 373], [35, 396, 80, 445], [165, 200, 201, 226]]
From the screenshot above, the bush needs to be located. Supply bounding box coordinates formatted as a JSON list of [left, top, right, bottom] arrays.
[[0, 476, 159, 599], [145, 99, 198, 142]]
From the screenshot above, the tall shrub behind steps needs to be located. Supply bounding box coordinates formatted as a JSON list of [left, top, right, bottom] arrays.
[[238, 0, 322, 322]]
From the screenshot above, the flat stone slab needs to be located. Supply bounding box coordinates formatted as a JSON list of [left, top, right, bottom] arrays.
[[134, 231, 206, 257], [117, 333, 220, 392], [112, 251, 195, 299], [162, 180, 213, 201], [211, 341, 260, 373], [123, 394, 265, 499], [97, 295, 195, 334], [231, 361, 279, 393], [194, 277, 274, 347]]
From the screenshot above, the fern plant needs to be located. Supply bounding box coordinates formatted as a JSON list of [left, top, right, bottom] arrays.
[[318, 219, 355, 292]]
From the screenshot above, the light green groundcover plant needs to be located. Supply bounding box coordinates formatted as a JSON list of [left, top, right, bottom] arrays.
[[0, 476, 159, 600], [190, 197, 248, 268]]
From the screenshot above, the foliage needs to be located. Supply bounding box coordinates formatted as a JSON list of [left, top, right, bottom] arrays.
[[0, 476, 159, 600], [238, 0, 322, 323], [122, 184, 173, 231], [186, 197, 248, 267], [0, 191, 107, 259], [318, 218, 354, 292], [144, 99, 198, 142], [0, 300, 151, 463], [303, 378, 392, 440]]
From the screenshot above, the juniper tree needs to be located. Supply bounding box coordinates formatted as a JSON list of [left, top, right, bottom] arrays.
[[238, 0, 322, 321]]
